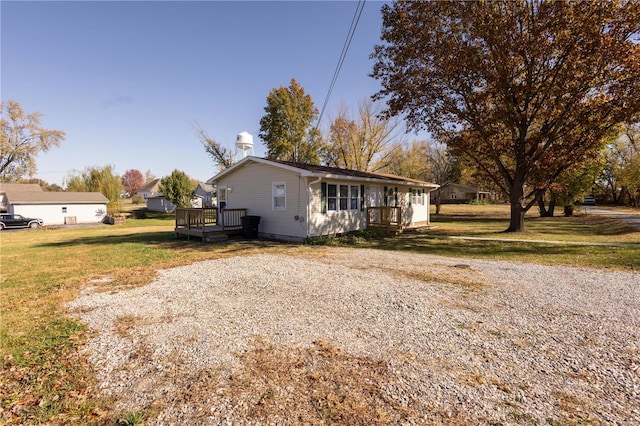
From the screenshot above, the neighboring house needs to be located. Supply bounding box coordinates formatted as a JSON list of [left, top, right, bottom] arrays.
[[3, 191, 109, 225], [431, 183, 493, 204], [135, 178, 162, 201], [0, 183, 43, 212], [193, 182, 216, 208], [206, 156, 439, 242], [135, 179, 176, 212], [146, 194, 176, 213]]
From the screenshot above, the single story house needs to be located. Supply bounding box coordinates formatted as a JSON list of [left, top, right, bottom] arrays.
[[206, 156, 439, 242], [0, 183, 43, 212], [3, 191, 109, 225], [135, 179, 177, 212], [431, 183, 493, 204], [146, 194, 177, 213]]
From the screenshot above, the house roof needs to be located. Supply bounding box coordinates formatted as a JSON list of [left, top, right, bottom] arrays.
[[195, 182, 215, 193], [4, 191, 109, 204], [207, 157, 440, 189], [0, 183, 43, 192], [136, 178, 162, 194]]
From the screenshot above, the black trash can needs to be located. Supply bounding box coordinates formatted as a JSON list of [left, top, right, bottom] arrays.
[[241, 215, 261, 238]]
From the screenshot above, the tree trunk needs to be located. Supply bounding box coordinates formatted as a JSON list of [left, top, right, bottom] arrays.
[[537, 196, 549, 217], [547, 196, 556, 217], [505, 181, 526, 232], [506, 202, 525, 232], [435, 189, 442, 215]]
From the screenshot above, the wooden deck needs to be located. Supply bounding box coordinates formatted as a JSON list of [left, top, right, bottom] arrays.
[[175, 207, 247, 240]]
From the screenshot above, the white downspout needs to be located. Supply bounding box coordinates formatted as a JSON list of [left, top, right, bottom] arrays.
[[307, 176, 322, 238]]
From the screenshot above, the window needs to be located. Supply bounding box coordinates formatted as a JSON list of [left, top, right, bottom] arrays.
[[350, 185, 359, 210], [272, 182, 286, 210], [327, 184, 359, 211], [62, 207, 67, 213], [411, 189, 424, 205]]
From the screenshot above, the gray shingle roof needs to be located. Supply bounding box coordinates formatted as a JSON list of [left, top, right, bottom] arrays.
[[4, 191, 109, 204], [0, 183, 43, 192]]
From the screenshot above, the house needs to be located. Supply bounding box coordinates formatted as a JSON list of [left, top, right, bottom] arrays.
[[206, 156, 439, 242], [135, 179, 177, 212], [431, 183, 493, 204], [2, 190, 109, 225], [135, 178, 162, 201], [0, 183, 43, 212], [193, 182, 216, 208], [146, 194, 176, 213]]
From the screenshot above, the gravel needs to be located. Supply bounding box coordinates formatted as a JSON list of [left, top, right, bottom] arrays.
[[68, 248, 640, 425]]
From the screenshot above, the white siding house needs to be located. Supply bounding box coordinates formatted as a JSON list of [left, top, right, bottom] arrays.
[[146, 194, 176, 213], [3, 191, 109, 225], [207, 157, 439, 242]]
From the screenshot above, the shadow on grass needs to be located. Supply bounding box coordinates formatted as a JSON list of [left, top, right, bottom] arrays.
[[36, 230, 279, 253]]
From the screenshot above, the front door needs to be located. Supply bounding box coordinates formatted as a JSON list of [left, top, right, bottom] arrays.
[[218, 187, 227, 210]]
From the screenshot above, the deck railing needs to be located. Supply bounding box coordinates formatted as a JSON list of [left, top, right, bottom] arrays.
[[175, 207, 247, 231], [175, 207, 218, 231], [366, 206, 402, 229], [220, 208, 246, 229]]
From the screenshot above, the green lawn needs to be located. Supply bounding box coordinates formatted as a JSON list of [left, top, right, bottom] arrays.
[[1, 205, 638, 424]]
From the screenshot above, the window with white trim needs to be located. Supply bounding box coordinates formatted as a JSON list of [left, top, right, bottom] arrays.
[[411, 189, 424, 205], [272, 182, 286, 210], [327, 184, 359, 211]]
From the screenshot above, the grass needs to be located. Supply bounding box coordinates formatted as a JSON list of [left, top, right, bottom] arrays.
[[429, 203, 640, 244], [310, 204, 639, 271], [1, 204, 638, 424], [0, 212, 291, 424]]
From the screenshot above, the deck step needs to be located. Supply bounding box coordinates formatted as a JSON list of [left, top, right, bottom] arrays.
[[204, 234, 229, 243]]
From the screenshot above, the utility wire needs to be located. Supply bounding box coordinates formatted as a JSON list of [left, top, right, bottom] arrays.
[[315, 0, 366, 131]]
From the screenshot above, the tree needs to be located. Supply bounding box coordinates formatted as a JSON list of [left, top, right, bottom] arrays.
[[144, 169, 156, 183], [66, 165, 123, 208], [385, 140, 431, 180], [423, 141, 460, 215], [20, 178, 64, 192], [197, 126, 233, 171], [159, 169, 193, 208], [371, 1, 640, 232], [1, 100, 65, 181], [605, 119, 640, 206], [323, 99, 402, 172], [121, 169, 144, 197], [259, 78, 322, 164]]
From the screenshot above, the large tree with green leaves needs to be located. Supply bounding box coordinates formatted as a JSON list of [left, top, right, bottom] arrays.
[[259, 78, 322, 164], [1, 100, 65, 181], [371, 0, 640, 232], [159, 169, 194, 208]]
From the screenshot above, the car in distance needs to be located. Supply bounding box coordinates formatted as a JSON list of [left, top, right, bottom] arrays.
[[582, 195, 596, 205], [0, 213, 43, 230]]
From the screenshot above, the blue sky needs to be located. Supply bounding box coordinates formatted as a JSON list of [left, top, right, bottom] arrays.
[[2, 0, 408, 186]]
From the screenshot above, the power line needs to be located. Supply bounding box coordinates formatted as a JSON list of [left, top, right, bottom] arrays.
[[315, 0, 366, 131]]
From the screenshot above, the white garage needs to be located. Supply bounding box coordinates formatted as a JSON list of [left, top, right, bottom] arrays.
[[4, 191, 109, 225]]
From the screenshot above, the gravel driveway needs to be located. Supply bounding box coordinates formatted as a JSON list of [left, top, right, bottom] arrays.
[[68, 248, 639, 425]]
